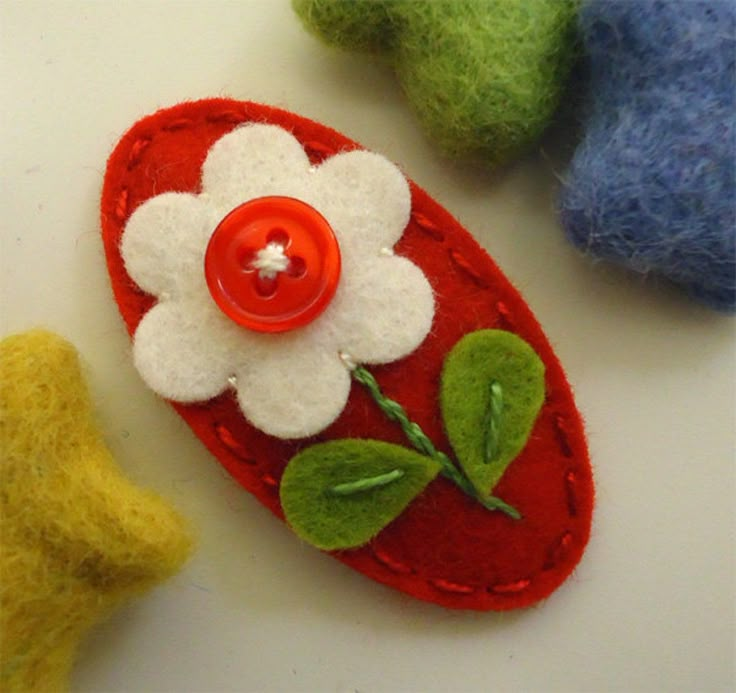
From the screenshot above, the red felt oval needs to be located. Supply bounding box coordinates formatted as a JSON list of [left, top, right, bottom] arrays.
[[101, 98, 594, 611]]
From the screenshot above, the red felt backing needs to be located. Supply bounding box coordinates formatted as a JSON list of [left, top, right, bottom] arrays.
[[100, 99, 594, 611]]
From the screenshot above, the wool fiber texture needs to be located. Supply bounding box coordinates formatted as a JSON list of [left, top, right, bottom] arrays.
[[559, 0, 736, 311], [293, 0, 579, 167], [0, 330, 193, 692]]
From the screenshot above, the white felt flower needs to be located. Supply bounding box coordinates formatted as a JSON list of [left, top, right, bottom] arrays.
[[121, 124, 434, 439]]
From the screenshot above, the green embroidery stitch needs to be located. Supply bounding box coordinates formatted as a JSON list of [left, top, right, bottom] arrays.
[[484, 380, 504, 464], [328, 468, 405, 496], [440, 329, 546, 500], [279, 330, 544, 550], [280, 440, 441, 550], [352, 365, 442, 459], [352, 365, 520, 519]]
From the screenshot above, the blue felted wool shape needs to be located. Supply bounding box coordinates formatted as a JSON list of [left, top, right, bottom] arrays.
[[559, 0, 736, 312]]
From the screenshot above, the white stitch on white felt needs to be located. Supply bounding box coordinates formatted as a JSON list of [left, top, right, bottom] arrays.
[[124, 124, 435, 439], [338, 351, 357, 371], [379, 247, 394, 257], [251, 242, 289, 279]]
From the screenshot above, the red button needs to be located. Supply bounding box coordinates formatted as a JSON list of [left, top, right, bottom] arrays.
[[204, 196, 341, 333]]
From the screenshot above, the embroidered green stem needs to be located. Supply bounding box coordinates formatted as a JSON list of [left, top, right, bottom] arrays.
[[476, 493, 521, 518], [352, 366, 442, 459], [484, 380, 504, 463], [351, 366, 520, 519], [328, 469, 405, 496]]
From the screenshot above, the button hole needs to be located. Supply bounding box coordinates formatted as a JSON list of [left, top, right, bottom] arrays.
[[254, 274, 278, 297], [238, 246, 258, 272], [267, 227, 290, 247], [287, 256, 307, 278]]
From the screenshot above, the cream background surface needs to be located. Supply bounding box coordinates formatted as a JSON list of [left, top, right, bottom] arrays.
[[1, 2, 734, 692]]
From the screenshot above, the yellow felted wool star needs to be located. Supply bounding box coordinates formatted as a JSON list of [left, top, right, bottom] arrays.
[[0, 329, 194, 693]]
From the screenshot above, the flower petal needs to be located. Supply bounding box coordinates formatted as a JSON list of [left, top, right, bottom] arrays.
[[234, 340, 351, 439], [308, 150, 411, 256], [125, 124, 435, 441], [201, 124, 311, 212], [121, 193, 218, 298], [133, 300, 243, 402], [327, 254, 435, 364]]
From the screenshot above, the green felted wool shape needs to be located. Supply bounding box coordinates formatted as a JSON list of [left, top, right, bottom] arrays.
[[280, 440, 441, 550], [293, 0, 579, 166], [440, 330, 545, 498], [293, 0, 397, 53]]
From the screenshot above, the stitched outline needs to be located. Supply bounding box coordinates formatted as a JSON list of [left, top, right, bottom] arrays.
[[116, 109, 584, 603], [448, 248, 490, 288]]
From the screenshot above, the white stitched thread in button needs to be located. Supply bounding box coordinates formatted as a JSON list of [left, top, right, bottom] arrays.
[[251, 242, 289, 279]]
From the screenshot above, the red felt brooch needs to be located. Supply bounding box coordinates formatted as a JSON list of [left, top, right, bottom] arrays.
[[101, 98, 594, 610]]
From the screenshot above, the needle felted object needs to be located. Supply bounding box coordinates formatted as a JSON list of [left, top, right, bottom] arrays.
[[559, 0, 736, 312], [293, 0, 579, 166], [0, 330, 193, 693], [101, 98, 594, 610]]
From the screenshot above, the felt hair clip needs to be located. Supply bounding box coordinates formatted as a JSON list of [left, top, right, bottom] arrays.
[[0, 330, 193, 693], [101, 98, 594, 611]]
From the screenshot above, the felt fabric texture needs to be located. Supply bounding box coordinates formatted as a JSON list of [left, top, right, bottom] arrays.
[[441, 329, 546, 498], [559, 0, 736, 312], [281, 440, 440, 550], [0, 330, 193, 692], [122, 124, 434, 439], [101, 98, 594, 611], [293, 0, 579, 166]]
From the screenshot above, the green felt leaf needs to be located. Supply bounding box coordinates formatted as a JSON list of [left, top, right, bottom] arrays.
[[440, 329, 545, 498], [280, 439, 441, 550]]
